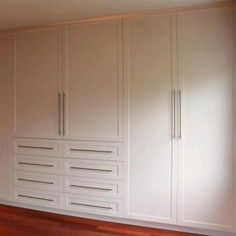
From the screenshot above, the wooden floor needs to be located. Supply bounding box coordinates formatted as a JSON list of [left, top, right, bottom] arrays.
[[0, 204, 202, 236]]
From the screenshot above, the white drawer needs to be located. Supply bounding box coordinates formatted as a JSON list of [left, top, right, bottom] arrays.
[[12, 138, 62, 157], [65, 194, 123, 216], [11, 171, 62, 192], [64, 177, 123, 199], [12, 155, 64, 174], [11, 187, 62, 209], [63, 141, 124, 161], [65, 159, 123, 180]]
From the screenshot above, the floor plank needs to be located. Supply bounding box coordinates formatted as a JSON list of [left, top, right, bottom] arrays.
[[0, 204, 202, 236]]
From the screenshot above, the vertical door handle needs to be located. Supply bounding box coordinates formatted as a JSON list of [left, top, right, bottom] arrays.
[[172, 90, 177, 140], [58, 93, 61, 136], [178, 89, 182, 139], [62, 93, 66, 136]]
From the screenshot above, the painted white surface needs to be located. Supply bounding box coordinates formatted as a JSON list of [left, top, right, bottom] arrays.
[[11, 29, 62, 139], [63, 21, 123, 141], [177, 9, 235, 231], [0, 35, 9, 199], [125, 14, 177, 224], [0, 0, 227, 31]]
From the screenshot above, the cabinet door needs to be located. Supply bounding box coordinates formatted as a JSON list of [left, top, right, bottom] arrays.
[[0, 35, 10, 199], [11, 29, 61, 139], [178, 9, 235, 231], [63, 21, 123, 141], [125, 15, 177, 224]]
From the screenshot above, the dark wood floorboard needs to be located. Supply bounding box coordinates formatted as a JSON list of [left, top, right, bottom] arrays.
[[0, 204, 203, 236]]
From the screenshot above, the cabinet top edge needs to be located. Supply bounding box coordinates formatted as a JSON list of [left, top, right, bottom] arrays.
[[0, 1, 234, 36]]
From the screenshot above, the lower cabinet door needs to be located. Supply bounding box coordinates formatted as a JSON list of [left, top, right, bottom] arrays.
[[65, 159, 123, 180], [12, 155, 64, 175], [64, 177, 123, 199], [11, 171, 63, 192], [11, 188, 63, 209], [64, 194, 123, 216]]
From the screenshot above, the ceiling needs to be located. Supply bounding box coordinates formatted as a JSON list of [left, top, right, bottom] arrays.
[[0, 0, 229, 31]]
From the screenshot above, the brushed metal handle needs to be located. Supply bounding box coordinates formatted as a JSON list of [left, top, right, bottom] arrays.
[[18, 194, 54, 202], [58, 93, 61, 136], [70, 148, 113, 154], [172, 90, 177, 140], [17, 145, 54, 150], [18, 178, 54, 185], [70, 185, 113, 192], [70, 167, 113, 172], [70, 202, 112, 210], [62, 93, 66, 136], [18, 162, 54, 168], [178, 89, 182, 139]]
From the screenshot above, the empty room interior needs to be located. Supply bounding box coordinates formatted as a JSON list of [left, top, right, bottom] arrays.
[[0, 0, 236, 235]]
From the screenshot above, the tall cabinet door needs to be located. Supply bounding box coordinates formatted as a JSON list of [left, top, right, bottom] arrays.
[[0, 35, 10, 199], [178, 9, 235, 231], [11, 29, 62, 139], [63, 21, 123, 141], [125, 15, 177, 224]]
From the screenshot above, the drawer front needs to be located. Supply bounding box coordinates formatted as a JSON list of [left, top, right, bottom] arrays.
[[11, 188, 62, 208], [12, 155, 63, 174], [65, 160, 123, 180], [63, 141, 124, 161], [11, 171, 62, 192], [64, 177, 123, 199], [12, 139, 61, 157], [65, 194, 123, 216]]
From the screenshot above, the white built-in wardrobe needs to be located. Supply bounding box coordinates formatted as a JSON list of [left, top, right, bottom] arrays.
[[0, 6, 235, 236]]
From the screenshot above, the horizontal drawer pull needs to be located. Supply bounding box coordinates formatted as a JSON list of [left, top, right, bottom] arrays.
[[18, 194, 54, 202], [70, 167, 113, 172], [70, 185, 113, 191], [18, 145, 54, 150], [18, 178, 54, 185], [70, 202, 112, 210], [70, 148, 113, 154], [18, 162, 54, 167]]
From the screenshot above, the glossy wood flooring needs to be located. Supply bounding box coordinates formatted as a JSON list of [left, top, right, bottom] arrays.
[[0, 204, 202, 236]]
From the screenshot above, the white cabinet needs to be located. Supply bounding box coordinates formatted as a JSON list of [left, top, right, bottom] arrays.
[[11, 29, 62, 139], [10, 22, 124, 142], [63, 21, 123, 141], [125, 15, 177, 224], [177, 9, 235, 231], [4, 6, 236, 234], [0, 35, 10, 199]]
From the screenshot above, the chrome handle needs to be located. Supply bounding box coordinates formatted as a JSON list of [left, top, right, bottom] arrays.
[[70, 185, 113, 192], [18, 162, 54, 168], [58, 93, 61, 136], [70, 202, 112, 210], [178, 89, 182, 139], [70, 148, 113, 154], [18, 195, 54, 202], [62, 93, 66, 136], [172, 90, 177, 140], [70, 167, 113, 172], [18, 178, 54, 185], [17, 145, 53, 150]]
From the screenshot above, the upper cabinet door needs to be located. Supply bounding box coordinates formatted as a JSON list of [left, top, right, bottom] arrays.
[[11, 29, 62, 139], [178, 9, 235, 231], [63, 21, 123, 141], [0, 35, 10, 199], [125, 15, 177, 224]]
